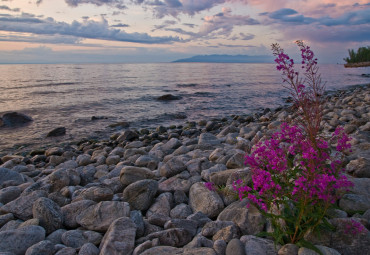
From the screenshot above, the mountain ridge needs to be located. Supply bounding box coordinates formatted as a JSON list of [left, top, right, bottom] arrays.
[[172, 54, 273, 63]]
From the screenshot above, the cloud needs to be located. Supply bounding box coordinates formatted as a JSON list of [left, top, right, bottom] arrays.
[[0, 14, 182, 44], [151, 19, 176, 31], [230, 32, 255, 40], [65, 0, 127, 9], [0, 33, 82, 44], [183, 23, 197, 28], [0, 5, 20, 12], [111, 23, 130, 27], [267, 8, 315, 24]]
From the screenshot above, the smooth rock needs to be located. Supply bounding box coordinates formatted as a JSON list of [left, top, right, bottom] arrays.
[[226, 238, 246, 255], [120, 166, 155, 186], [170, 203, 193, 219], [0, 213, 14, 228], [32, 197, 63, 234], [157, 94, 181, 101], [46, 229, 67, 245], [214, 239, 227, 255], [0, 190, 47, 221], [164, 219, 198, 237], [54, 247, 76, 255], [78, 243, 99, 255], [61, 200, 96, 228], [146, 192, 173, 226], [130, 210, 145, 238], [339, 194, 370, 214], [160, 157, 187, 178], [122, 179, 158, 211], [99, 217, 136, 255], [1, 112, 32, 127], [73, 186, 113, 202], [189, 182, 224, 218], [146, 228, 193, 247], [0, 168, 26, 188], [278, 244, 299, 255], [46, 127, 66, 137], [240, 235, 279, 255], [76, 154, 92, 166], [140, 246, 182, 255], [0, 226, 45, 255], [25, 240, 55, 255], [298, 245, 341, 255], [217, 199, 265, 235], [76, 201, 130, 232], [0, 186, 22, 204], [199, 133, 221, 146], [61, 230, 102, 249]]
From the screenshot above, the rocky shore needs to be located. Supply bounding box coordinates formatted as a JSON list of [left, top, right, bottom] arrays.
[[0, 84, 369, 255]]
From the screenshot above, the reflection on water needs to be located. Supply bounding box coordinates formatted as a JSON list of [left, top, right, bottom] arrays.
[[0, 63, 369, 154]]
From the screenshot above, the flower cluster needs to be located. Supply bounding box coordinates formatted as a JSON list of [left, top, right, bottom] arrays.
[[344, 219, 367, 236]]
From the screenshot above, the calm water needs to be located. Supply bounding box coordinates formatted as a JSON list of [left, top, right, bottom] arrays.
[[1, 63, 370, 154]]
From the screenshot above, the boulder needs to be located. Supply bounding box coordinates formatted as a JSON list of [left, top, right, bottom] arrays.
[[76, 201, 130, 232], [0, 190, 47, 221], [189, 182, 224, 218], [217, 199, 265, 235], [0, 186, 22, 204], [0, 167, 26, 188], [226, 238, 246, 255], [61, 230, 102, 249], [46, 127, 66, 137], [122, 179, 158, 211], [1, 112, 32, 127], [25, 240, 55, 255], [72, 186, 113, 202], [146, 228, 193, 247], [0, 226, 45, 255], [157, 94, 181, 101], [339, 194, 370, 214], [120, 166, 155, 186], [99, 217, 136, 255], [78, 243, 99, 255], [32, 197, 63, 234], [61, 200, 96, 228], [240, 235, 279, 255]]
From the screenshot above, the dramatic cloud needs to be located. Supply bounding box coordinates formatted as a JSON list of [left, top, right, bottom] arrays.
[[0, 14, 182, 44]]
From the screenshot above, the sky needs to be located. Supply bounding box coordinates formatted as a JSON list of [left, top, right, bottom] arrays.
[[0, 0, 369, 63]]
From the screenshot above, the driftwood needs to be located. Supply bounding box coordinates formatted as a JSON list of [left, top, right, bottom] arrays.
[[344, 61, 370, 68]]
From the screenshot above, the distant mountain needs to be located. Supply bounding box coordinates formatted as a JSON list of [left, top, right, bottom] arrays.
[[173, 54, 273, 63]]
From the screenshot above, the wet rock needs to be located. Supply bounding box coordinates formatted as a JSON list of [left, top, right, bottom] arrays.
[[217, 199, 265, 235], [120, 166, 155, 186], [1, 112, 32, 127], [0, 190, 47, 221], [0, 226, 45, 255], [61, 200, 96, 228], [76, 201, 130, 232], [46, 127, 66, 137], [117, 130, 139, 143], [99, 217, 136, 255], [189, 182, 224, 218], [122, 179, 158, 211], [157, 94, 181, 101], [25, 240, 55, 255], [32, 197, 63, 234]]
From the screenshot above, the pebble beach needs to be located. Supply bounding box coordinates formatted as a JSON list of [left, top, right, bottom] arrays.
[[0, 84, 369, 255]]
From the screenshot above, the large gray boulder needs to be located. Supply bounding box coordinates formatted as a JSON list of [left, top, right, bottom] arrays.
[[61, 200, 96, 228], [0, 168, 26, 188], [217, 199, 265, 235], [32, 197, 63, 234], [99, 217, 136, 255], [189, 182, 224, 218], [1, 112, 32, 127], [122, 179, 158, 211], [0, 190, 47, 221], [76, 201, 130, 232], [0, 226, 45, 255], [119, 166, 155, 186]]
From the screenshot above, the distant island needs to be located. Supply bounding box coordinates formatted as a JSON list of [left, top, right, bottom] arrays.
[[172, 54, 273, 63]]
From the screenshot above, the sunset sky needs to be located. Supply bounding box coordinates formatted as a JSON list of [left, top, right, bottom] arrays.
[[0, 0, 369, 63]]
